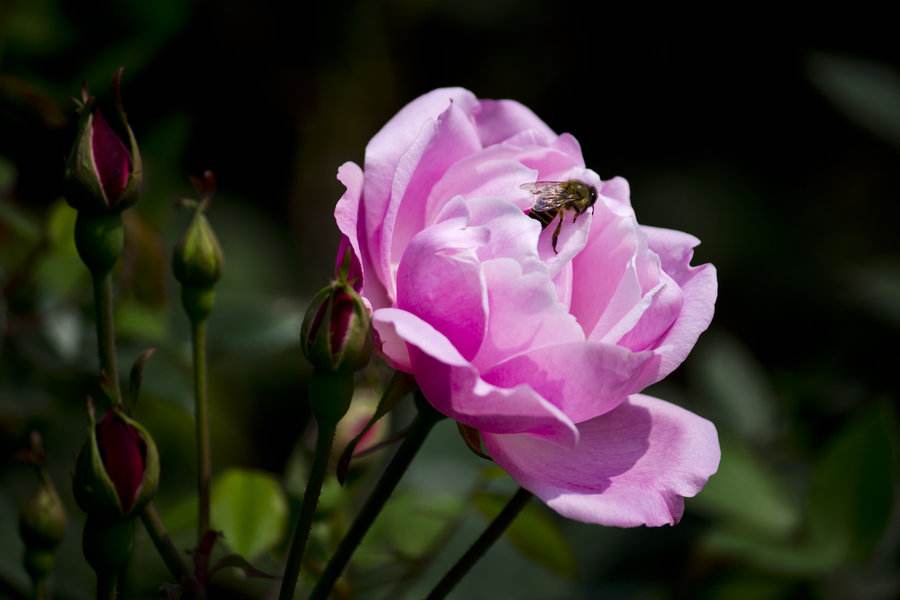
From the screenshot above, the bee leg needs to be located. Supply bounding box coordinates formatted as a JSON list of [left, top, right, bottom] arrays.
[[551, 212, 562, 254]]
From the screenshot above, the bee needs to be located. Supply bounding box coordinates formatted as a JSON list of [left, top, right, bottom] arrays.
[[520, 179, 598, 253]]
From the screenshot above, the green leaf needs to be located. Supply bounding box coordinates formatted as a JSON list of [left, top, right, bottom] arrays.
[[703, 527, 842, 575], [473, 491, 577, 579], [808, 402, 897, 562], [692, 333, 776, 444], [691, 436, 798, 538], [362, 492, 464, 562], [211, 469, 289, 560], [808, 53, 900, 148]]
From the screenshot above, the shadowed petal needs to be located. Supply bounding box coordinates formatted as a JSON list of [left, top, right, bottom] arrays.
[[483, 394, 720, 527]]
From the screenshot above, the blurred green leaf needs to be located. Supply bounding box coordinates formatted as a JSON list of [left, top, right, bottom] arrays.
[[473, 491, 577, 579], [211, 468, 289, 560], [115, 300, 169, 342], [847, 262, 900, 328], [691, 436, 798, 538], [808, 54, 900, 148], [808, 401, 897, 562], [703, 527, 842, 575], [692, 333, 776, 444], [362, 491, 464, 562]]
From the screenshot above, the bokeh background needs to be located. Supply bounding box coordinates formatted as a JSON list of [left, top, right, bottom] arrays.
[[2, 2, 899, 599]]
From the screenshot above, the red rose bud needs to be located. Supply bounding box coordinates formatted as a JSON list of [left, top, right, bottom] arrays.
[[301, 281, 372, 375], [73, 407, 159, 519], [64, 68, 142, 215]]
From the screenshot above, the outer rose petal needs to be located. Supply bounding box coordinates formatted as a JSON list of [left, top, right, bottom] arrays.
[[651, 263, 717, 381], [640, 225, 717, 380], [363, 88, 479, 298], [483, 394, 720, 527], [474, 99, 556, 147], [385, 102, 483, 293], [373, 308, 578, 446], [481, 342, 658, 424]]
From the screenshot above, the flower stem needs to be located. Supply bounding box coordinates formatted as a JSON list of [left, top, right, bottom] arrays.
[[96, 573, 117, 600], [191, 319, 211, 541], [86, 249, 199, 593], [91, 272, 121, 403], [278, 421, 336, 600], [33, 579, 47, 600], [140, 504, 202, 595], [310, 396, 444, 600], [426, 487, 533, 599]]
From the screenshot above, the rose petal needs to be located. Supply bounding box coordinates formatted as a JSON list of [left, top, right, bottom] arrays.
[[472, 257, 583, 370], [363, 88, 479, 298], [373, 308, 578, 445], [475, 99, 556, 147], [483, 393, 720, 527], [385, 102, 483, 293], [396, 219, 488, 361], [651, 263, 717, 381], [481, 341, 658, 424]]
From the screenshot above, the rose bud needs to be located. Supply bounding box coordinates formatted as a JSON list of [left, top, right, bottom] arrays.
[[19, 472, 67, 582], [172, 204, 224, 322], [301, 281, 372, 376], [64, 68, 142, 216], [73, 406, 159, 520]]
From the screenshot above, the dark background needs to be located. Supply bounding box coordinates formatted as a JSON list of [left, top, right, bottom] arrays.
[[1, 2, 899, 599]]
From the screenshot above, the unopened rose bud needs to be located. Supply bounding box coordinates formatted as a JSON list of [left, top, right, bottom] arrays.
[[73, 407, 159, 520], [172, 184, 224, 323], [19, 472, 67, 582], [64, 68, 142, 215], [301, 281, 372, 376]]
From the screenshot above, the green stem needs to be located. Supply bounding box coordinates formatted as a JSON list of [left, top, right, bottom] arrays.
[[140, 503, 201, 595], [426, 487, 532, 599], [96, 573, 117, 600], [310, 397, 444, 600], [92, 272, 121, 403], [191, 319, 211, 541], [33, 579, 46, 600], [278, 421, 336, 600]]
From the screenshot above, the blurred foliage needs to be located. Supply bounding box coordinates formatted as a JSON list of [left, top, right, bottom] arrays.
[[2, 2, 900, 599]]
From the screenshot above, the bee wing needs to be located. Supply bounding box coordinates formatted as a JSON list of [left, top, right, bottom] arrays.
[[520, 181, 573, 211]]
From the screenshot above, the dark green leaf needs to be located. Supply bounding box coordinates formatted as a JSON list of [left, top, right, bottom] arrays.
[[691, 436, 798, 538], [808, 402, 897, 562]]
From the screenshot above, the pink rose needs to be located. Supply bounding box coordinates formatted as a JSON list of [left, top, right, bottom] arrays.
[[334, 88, 719, 527]]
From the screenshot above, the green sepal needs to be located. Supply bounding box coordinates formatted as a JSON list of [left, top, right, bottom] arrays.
[[308, 371, 354, 428], [82, 516, 135, 576], [23, 548, 55, 582], [64, 102, 108, 214], [180, 285, 217, 323], [74, 211, 124, 275], [73, 406, 160, 520]]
